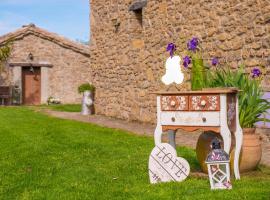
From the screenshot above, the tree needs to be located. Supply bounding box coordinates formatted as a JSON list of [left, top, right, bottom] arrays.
[[0, 43, 11, 70]]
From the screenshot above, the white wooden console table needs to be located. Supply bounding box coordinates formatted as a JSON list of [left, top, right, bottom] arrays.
[[153, 89, 243, 179]]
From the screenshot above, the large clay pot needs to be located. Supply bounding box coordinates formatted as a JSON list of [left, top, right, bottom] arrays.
[[196, 131, 222, 173], [230, 128, 262, 172], [196, 129, 262, 173]]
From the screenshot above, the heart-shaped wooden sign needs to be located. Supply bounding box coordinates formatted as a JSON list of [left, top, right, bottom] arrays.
[[148, 143, 190, 184]]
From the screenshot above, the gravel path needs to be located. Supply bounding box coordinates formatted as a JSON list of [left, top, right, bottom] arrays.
[[43, 110, 270, 167]]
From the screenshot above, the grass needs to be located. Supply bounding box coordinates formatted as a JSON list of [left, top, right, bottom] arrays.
[[0, 107, 269, 199], [41, 104, 81, 112]]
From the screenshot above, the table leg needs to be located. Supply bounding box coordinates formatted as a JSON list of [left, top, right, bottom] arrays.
[[220, 94, 231, 154], [168, 130, 176, 149], [220, 124, 231, 154], [233, 128, 243, 180], [154, 124, 163, 145], [233, 98, 243, 180]]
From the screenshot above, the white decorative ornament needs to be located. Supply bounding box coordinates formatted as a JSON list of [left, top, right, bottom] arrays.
[[81, 91, 93, 115], [148, 143, 190, 184], [161, 56, 184, 85], [85, 98, 93, 106]]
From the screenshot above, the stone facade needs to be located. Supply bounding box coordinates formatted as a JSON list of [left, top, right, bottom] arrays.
[[90, 0, 270, 123], [0, 24, 90, 104]]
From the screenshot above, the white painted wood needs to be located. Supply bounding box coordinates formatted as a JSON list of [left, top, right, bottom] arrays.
[[154, 125, 163, 145], [207, 164, 214, 189], [161, 56, 184, 85], [227, 163, 231, 186], [220, 94, 231, 154], [160, 111, 220, 126], [207, 163, 232, 190], [154, 93, 242, 180], [233, 97, 243, 180], [154, 96, 163, 145], [167, 130, 176, 149], [149, 143, 190, 184]]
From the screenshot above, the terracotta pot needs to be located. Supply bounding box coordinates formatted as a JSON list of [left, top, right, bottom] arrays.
[[195, 131, 222, 173], [196, 129, 262, 173], [230, 128, 262, 173]]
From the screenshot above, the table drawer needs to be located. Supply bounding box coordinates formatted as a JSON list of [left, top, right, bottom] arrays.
[[161, 95, 188, 111], [189, 95, 220, 111], [160, 111, 220, 126]]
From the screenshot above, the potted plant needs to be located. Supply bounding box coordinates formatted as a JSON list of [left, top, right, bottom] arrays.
[[204, 66, 270, 172], [78, 83, 95, 115]]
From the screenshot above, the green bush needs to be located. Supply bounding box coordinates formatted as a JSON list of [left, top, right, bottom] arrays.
[[78, 83, 95, 94], [205, 66, 270, 128], [0, 43, 11, 69]]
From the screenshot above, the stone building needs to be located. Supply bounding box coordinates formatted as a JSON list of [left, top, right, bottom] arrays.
[[0, 24, 90, 105], [90, 0, 270, 123]]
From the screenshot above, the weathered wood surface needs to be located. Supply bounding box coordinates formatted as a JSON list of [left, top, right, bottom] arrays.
[[151, 88, 239, 95], [149, 143, 190, 184]]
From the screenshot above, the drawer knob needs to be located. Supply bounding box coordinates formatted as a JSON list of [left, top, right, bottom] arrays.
[[200, 100, 207, 107], [202, 117, 207, 122], [171, 117, 176, 122], [170, 100, 176, 107]]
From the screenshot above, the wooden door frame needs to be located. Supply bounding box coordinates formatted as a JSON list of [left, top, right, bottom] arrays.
[[22, 67, 41, 105]]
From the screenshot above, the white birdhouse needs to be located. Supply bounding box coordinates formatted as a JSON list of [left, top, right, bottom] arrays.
[[205, 138, 232, 190]]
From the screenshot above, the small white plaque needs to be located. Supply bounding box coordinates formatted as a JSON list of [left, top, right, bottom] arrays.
[[148, 143, 190, 184]]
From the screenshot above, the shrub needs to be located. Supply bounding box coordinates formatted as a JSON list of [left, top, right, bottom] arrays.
[[78, 83, 95, 94], [0, 43, 11, 69]]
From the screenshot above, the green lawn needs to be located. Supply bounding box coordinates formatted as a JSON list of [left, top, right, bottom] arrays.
[[42, 104, 81, 112], [0, 107, 269, 199]]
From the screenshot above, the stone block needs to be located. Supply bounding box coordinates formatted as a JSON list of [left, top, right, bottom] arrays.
[[132, 39, 145, 49]]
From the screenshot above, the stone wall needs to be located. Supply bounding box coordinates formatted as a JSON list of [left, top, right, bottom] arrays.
[[90, 0, 270, 123], [6, 34, 90, 104]]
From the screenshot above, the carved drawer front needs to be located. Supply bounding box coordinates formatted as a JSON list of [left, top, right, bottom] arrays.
[[161, 95, 188, 111], [189, 95, 220, 111], [160, 111, 220, 126]]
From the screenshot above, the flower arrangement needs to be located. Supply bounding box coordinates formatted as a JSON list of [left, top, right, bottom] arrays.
[[166, 38, 270, 128], [205, 65, 270, 128], [167, 38, 224, 90], [182, 37, 207, 90], [47, 96, 61, 105], [166, 43, 176, 58], [78, 83, 95, 94]]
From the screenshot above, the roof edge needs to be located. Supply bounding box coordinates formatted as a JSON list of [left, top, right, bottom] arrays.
[[0, 24, 90, 57]]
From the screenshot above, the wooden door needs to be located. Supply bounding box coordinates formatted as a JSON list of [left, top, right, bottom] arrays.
[[22, 67, 41, 105]]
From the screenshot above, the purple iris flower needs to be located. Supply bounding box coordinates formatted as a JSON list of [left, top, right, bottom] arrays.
[[187, 37, 199, 52], [211, 57, 219, 66], [166, 43, 176, 58], [251, 68, 262, 78], [183, 56, 191, 68]]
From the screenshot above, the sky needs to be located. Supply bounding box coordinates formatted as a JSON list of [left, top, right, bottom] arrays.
[[0, 0, 89, 42]]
